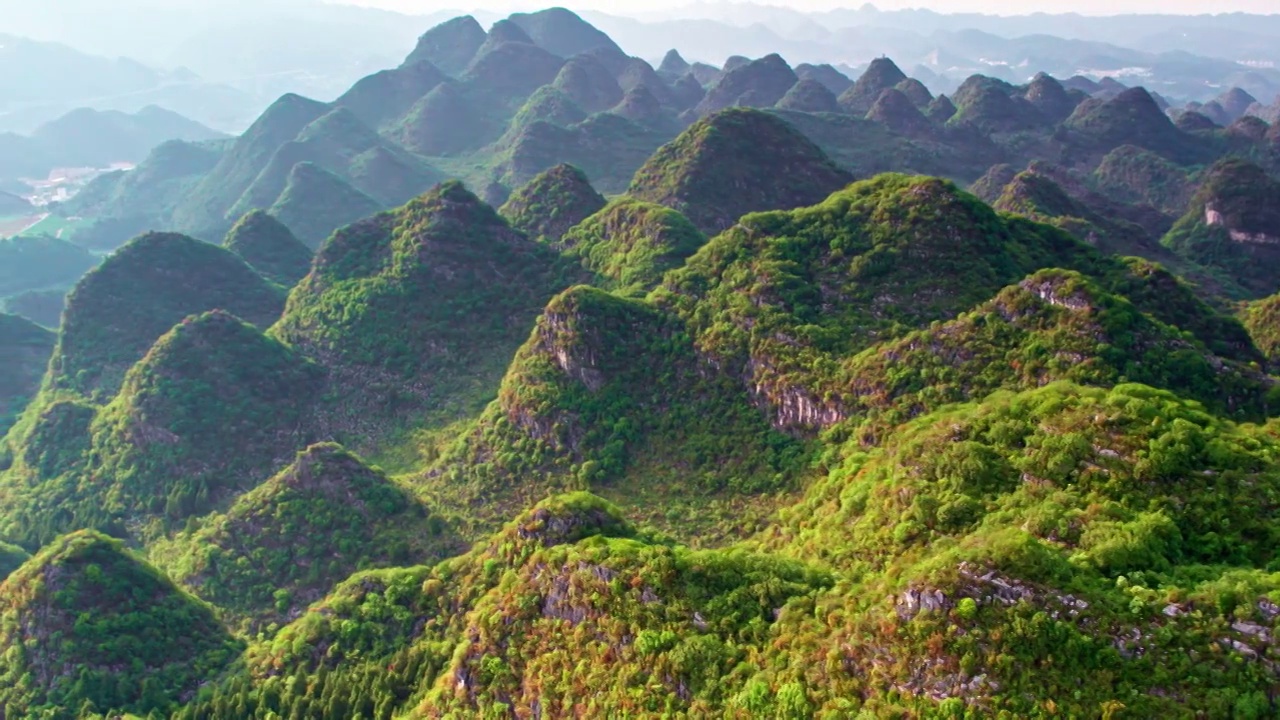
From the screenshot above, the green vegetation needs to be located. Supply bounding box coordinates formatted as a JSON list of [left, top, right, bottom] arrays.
[[693, 53, 798, 116], [268, 162, 384, 249], [48, 232, 286, 399], [1162, 158, 1280, 297], [419, 285, 803, 541], [11, 14, 1280, 714], [88, 311, 322, 523], [949, 74, 1045, 134], [491, 113, 670, 195], [551, 56, 624, 113], [498, 163, 606, 244], [0, 313, 54, 434], [866, 87, 935, 137], [1244, 291, 1280, 367], [1067, 88, 1210, 164], [629, 107, 852, 235], [0, 234, 97, 298], [273, 181, 574, 443], [766, 382, 1280, 717], [0, 541, 28, 579], [179, 492, 829, 720], [655, 174, 1100, 431], [223, 210, 314, 287], [834, 268, 1270, 438], [4, 311, 322, 547], [1092, 144, 1197, 215], [776, 78, 841, 113], [4, 287, 68, 328], [0, 530, 240, 717], [402, 15, 486, 75], [838, 57, 908, 114], [171, 93, 330, 238], [62, 139, 225, 225], [151, 443, 464, 631], [559, 198, 705, 293], [994, 168, 1162, 257]]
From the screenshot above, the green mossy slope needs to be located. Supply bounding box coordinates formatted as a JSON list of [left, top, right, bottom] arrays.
[[1163, 158, 1280, 297], [628, 107, 852, 235], [223, 210, 314, 287], [0, 313, 54, 434], [47, 232, 286, 399], [0, 530, 240, 717], [559, 198, 705, 293], [420, 286, 802, 542], [498, 163, 606, 244], [152, 442, 464, 631], [4, 311, 322, 547], [273, 181, 574, 443]]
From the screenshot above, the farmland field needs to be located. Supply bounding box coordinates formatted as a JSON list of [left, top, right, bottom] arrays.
[[0, 213, 44, 238], [21, 214, 88, 238]]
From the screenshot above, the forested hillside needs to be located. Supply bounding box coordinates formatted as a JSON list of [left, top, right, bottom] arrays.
[[4, 8, 1280, 719]]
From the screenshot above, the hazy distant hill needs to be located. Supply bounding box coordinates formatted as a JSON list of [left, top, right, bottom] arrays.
[[50, 6, 1280, 259], [0, 106, 225, 182], [0, 34, 256, 134]]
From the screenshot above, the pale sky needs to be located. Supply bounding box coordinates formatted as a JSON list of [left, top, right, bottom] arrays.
[[341, 0, 1280, 15]]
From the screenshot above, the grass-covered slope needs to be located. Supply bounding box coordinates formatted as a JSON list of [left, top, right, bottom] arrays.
[[420, 286, 801, 541], [333, 60, 448, 131], [48, 232, 286, 399], [231, 107, 440, 220], [5, 311, 323, 547], [0, 542, 28, 580], [835, 268, 1271, 437], [693, 53, 798, 116], [1244, 292, 1280, 367], [0, 530, 239, 717], [949, 74, 1046, 134], [765, 382, 1280, 717], [559, 198, 705, 293], [498, 163, 606, 244], [0, 233, 97, 298], [178, 492, 830, 720], [268, 162, 384, 249], [0, 313, 54, 433], [411, 533, 827, 718], [838, 57, 908, 114], [273, 181, 573, 442], [490, 112, 671, 196], [1092, 144, 1197, 216], [151, 443, 464, 631], [86, 311, 322, 524], [223, 210, 314, 287], [628, 107, 852, 235], [172, 93, 330, 237], [402, 15, 487, 75], [656, 173, 1100, 432], [1, 288, 66, 329], [993, 168, 1165, 258], [1162, 158, 1280, 297], [61, 139, 225, 239], [1067, 87, 1209, 164]]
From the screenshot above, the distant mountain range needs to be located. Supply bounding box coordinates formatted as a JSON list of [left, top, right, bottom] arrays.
[[0, 34, 257, 134], [583, 8, 1280, 103], [53, 7, 1280, 257], [0, 106, 225, 183]]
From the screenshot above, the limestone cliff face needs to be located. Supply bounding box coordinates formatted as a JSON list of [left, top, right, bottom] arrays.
[[1205, 204, 1280, 245]]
